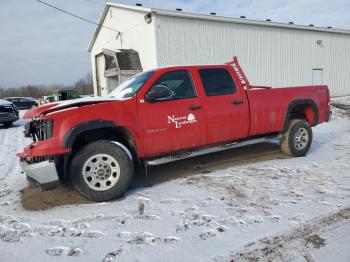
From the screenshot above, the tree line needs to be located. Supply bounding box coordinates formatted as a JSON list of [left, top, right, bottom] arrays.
[[0, 73, 94, 98]]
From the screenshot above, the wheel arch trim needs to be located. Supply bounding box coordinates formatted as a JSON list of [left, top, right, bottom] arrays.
[[63, 119, 116, 149], [283, 99, 318, 132]]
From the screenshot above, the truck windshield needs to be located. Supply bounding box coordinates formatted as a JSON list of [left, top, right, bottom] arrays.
[[108, 71, 155, 99]]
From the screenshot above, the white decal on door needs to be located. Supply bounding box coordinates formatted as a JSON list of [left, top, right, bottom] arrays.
[[167, 113, 197, 128]]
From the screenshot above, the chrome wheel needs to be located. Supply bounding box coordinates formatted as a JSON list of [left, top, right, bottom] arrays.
[[82, 154, 121, 191], [294, 127, 309, 150]]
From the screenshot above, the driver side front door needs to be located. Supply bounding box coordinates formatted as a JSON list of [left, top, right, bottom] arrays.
[[138, 69, 207, 157]]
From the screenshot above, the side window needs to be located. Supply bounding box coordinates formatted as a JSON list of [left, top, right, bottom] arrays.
[[199, 68, 237, 96], [151, 70, 196, 100], [19, 98, 28, 103]]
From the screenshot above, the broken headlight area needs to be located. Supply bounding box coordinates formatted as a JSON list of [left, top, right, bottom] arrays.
[[24, 119, 54, 142]]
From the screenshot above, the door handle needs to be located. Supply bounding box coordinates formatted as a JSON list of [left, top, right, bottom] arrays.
[[187, 104, 202, 110], [231, 100, 244, 105]]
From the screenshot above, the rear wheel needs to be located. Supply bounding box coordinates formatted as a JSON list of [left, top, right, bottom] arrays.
[[70, 140, 134, 202], [281, 119, 313, 157]]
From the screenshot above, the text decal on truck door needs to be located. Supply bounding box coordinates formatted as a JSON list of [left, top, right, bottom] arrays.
[[167, 113, 197, 128]]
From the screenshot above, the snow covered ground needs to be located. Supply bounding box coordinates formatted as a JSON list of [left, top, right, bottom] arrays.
[[0, 98, 349, 262]]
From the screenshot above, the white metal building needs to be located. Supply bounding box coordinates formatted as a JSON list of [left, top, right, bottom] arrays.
[[88, 2, 350, 97]]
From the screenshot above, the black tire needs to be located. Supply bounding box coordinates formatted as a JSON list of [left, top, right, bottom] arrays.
[[281, 119, 313, 157], [70, 140, 134, 202], [3, 122, 13, 128]]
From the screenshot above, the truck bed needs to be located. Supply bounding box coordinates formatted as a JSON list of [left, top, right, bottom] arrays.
[[246, 85, 330, 136]]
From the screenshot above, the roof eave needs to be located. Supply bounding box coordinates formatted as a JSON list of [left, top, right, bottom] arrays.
[[151, 8, 350, 35], [88, 3, 350, 53], [87, 4, 109, 53], [87, 2, 151, 53]]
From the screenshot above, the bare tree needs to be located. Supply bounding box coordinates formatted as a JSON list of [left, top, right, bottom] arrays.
[[0, 73, 94, 98], [74, 73, 93, 95]]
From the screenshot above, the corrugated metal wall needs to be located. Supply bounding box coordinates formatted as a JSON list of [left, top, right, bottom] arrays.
[[155, 15, 350, 97]]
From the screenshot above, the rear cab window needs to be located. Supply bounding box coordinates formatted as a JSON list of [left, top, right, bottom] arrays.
[[199, 68, 237, 96]]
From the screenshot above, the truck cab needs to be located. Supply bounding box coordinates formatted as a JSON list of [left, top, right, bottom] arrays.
[[134, 65, 250, 156]]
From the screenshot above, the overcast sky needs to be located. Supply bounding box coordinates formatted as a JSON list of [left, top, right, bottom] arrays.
[[0, 0, 349, 88]]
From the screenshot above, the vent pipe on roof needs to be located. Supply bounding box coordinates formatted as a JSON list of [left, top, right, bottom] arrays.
[[240, 16, 246, 18], [176, 8, 182, 11], [210, 12, 216, 15], [136, 3, 142, 6]]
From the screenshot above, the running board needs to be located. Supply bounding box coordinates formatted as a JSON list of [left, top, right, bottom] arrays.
[[145, 134, 281, 166]]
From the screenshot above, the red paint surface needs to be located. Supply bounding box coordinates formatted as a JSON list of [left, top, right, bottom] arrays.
[[18, 58, 330, 159]]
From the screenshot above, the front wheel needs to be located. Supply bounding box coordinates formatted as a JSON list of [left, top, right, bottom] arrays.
[[70, 140, 134, 202], [281, 119, 313, 157]]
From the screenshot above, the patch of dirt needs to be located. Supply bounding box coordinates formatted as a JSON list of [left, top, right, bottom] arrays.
[[20, 185, 91, 211], [305, 234, 326, 249], [117, 231, 179, 246], [46, 247, 83, 257], [134, 142, 290, 188], [184, 169, 278, 218], [227, 208, 350, 261], [20, 143, 288, 210]]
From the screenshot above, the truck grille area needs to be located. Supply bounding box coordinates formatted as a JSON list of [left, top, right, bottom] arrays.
[[24, 119, 54, 142]]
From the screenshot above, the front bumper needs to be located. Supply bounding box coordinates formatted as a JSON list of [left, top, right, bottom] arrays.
[[20, 160, 60, 190]]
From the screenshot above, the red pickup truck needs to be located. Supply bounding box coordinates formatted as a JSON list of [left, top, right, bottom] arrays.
[[18, 57, 331, 201]]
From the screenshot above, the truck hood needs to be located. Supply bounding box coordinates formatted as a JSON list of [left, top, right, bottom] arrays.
[[23, 97, 119, 119]]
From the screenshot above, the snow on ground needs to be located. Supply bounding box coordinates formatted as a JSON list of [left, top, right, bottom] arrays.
[[0, 99, 349, 262], [332, 95, 350, 105]]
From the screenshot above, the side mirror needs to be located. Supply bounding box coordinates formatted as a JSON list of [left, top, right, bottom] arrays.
[[145, 84, 174, 103]]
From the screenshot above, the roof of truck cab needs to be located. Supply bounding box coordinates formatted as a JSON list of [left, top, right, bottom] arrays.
[[151, 64, 231, 70], [88, 2, 350, 52]]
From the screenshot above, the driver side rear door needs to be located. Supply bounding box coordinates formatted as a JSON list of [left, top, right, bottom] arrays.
[[137, 69, 207, 157]]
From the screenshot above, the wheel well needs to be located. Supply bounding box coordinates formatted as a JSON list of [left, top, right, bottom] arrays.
[[71, 127, 136, 156], [289, 104, 315, 124], [56, 127, 138, 182], [283, 100, 318, 131]]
